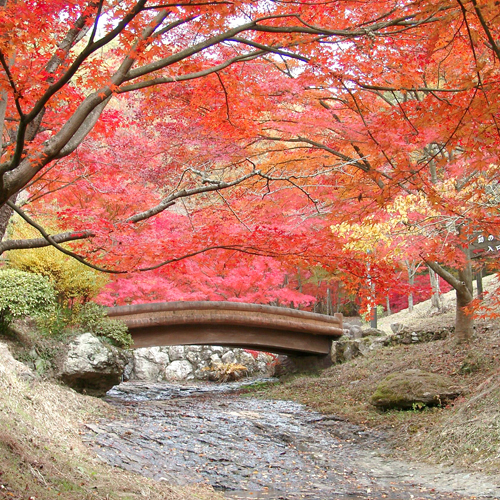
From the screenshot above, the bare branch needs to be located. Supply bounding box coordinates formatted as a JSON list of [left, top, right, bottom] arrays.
[[117, 51, 264, 92], [216, 73, 233, 125], [126, 170, 262, 223], [0, 230, 94, 254], [229, 36, 310, 62], [470, 0, 500, 63], [260, 134, 370, 172]]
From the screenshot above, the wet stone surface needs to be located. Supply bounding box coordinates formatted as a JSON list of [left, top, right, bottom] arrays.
[[83, 381, 500, 500]]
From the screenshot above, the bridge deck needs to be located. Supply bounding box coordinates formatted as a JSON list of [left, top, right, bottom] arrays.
[[107, 301, 343, 355]]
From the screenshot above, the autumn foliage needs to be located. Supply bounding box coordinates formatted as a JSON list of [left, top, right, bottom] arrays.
[[0, 0, 499, 339]]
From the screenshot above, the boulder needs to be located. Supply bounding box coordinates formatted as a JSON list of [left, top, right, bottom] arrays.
[[391, 323, 404, 333], [237, 351, 258, 372], [168, 345, 185, 361], [361, 327, 385, 337], [59, 333, 127, 397], [255, 352, 276, 376], [343, 323, 363, 339], [221, 351, 236, 364], [164, 360, 194, 381], [126, 347, 170, 382], [371, 369, 461, 410], [331, 336, 387, 364]]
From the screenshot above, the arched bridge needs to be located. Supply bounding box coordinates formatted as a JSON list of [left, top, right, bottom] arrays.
[[107, 302, 344, 355]]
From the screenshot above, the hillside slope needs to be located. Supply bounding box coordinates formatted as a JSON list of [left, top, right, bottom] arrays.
[[262, 274, 500, 476], [0, 340, 223, 500], [377, 273, 499, 334]]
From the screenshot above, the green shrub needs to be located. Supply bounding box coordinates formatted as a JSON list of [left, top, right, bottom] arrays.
[[0, 269, 56, 331], [36, 306, 74, 338], [7, 216, 108, 307], [75, 302, 132, 349]]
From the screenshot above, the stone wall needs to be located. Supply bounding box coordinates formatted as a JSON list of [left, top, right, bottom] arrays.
[[124, 345, 276, 382], [331, 322, 454, 365]]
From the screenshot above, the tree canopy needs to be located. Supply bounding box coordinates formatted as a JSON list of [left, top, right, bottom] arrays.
[[1, 0, 499, 340]]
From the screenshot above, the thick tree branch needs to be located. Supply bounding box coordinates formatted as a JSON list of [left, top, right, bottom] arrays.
[[0, 230, 94, 254], [55, 97, 112, 159], [470, 0, 500, 63], [423, 258, 472, 301], [118, 51, 264, 92], [5, 200, 99, 260], [127, 170, 262, 223], [228, 37, 310, 62]]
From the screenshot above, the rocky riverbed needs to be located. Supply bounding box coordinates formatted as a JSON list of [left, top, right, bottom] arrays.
[[83, 381, 500, 500]]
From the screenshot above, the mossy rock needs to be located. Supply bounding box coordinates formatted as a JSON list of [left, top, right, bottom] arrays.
[[371, 369, 461, 410]]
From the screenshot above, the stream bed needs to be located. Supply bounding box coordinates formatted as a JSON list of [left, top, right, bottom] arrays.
[[83, 380, 500, 500]]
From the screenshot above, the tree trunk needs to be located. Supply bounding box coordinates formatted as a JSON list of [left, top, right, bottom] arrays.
[[0, 194, 17, 242], [428, 266, 443, 311], [455, 265, 474, 343], [426, 256, 474, 343], [405, 260, 416, 313], [476, 269, 484, 299]]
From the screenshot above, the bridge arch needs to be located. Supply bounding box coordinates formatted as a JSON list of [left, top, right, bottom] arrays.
[[107, 301, 344, 356]]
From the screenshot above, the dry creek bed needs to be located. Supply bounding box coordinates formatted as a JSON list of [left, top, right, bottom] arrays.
[[83, 380, 500, 500]]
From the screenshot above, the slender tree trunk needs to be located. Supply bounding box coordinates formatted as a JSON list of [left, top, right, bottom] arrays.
[[428, 266, 443, 311], [476, 268, 484, 299], [405, 260, 416, 312], [386, 295, 391, 315], [296, 268, 302, 293], [455, 264, 474, 343]]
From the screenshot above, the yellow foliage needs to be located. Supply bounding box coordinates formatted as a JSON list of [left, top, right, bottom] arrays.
[[331, 193, 438, 258], [7, 216, 108, 306], [203, 363, 249, 382]]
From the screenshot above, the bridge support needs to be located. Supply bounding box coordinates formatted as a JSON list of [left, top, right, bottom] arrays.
[[275, 352, 333, 376]]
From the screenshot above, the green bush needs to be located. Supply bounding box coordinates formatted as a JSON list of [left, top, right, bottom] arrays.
[[7, 216, 108, 307], [36, 306, 74, 338], [75, 302, 132, 349], [0, 268, 56, 331]]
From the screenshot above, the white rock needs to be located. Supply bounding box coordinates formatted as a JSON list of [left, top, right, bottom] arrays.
[[238, 351, 257, 370], [59, 333, 126, 396], [221, 351, 235, 364], [62, 333, 117, 373], [186, 350, 202, 364], [210, 354, 222, 365], [169, 345, 185, 361], [164, 360, 194, 381]]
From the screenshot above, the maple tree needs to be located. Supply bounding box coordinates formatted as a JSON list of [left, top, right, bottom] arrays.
[[0, 0, 498, 342], [0, 0, 448, 243], [251, 0, 500, 340]]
